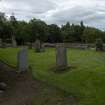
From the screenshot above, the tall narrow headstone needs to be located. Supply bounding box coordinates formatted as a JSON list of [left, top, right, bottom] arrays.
[[41, 43, 45, 52], [17, 48, 28, 72], [12, 35, 17, 48], [0, 39, 2, 47], [35, 39, 41, 52], [56, 43, 67, 68], [0, 39, 5, 48]]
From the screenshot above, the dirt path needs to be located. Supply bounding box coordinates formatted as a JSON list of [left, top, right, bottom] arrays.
[[0, 70, 76, 105]]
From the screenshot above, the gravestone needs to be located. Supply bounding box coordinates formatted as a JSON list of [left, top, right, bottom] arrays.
[[34, 39, 44, 52], [12, 35, 17, 48], [56, 43, 68, 68], [0, 82, 7, 90], [41, 43, 45, 52], [0, 90, 4, 94], [0, 39, 6, 48], [0, 39, 2, 47], [35, 39, 41, 52], [17, 48, 28, 72], [0, 82, 7, 95]]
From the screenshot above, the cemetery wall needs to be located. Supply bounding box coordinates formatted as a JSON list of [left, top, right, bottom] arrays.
[[44, 43, 95, 49]]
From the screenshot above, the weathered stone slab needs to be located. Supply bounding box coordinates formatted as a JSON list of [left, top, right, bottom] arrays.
[[0, 82, 7, 90], [0, 39, 3, 48], [56, 43, 67, 68], [12, 35, 17, 48], [34, 39, 41, 52], [0, 90, 4, 94], [34, 39, 45, 52], [41, 43, 45, 52], [17, 48, 28, 72]]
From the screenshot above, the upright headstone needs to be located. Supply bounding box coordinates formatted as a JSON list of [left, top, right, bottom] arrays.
[[41, 43, 45, 52], [0, 39, 2, 47], [0, 39, 6, 48], [56, 43, 67, 68], [12, 35, 17, 48], [35, 39, 41, 52], [17, 48, 28, 72]]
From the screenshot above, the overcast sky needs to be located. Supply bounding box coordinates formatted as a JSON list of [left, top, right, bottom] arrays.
[[0, 0, 105, 29]]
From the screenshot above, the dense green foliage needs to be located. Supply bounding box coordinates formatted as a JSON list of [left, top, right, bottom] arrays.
[[0, 13, 105, 44], [0, 48, 105, 105]]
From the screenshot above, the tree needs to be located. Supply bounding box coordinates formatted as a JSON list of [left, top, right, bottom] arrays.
[[82, 27, 103, 43], [61, 22, 71, 42], [15, 21, 29, 45], [1, 11, 105, 45], [28, 18, 48, 43], [0, 13, 12, 42], [47, 24, 62, 43], [61, 22, 85, 43]]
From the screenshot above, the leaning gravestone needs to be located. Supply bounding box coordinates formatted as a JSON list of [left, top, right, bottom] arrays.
[[56, 43, 68, 69], [17, 48, 28, 72]]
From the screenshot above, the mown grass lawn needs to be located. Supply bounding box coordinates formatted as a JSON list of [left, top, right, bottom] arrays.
[[0, 48, 105, 105]]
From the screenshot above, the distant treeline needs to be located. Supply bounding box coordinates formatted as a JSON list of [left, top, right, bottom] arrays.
[[0, 13, 105, 45]]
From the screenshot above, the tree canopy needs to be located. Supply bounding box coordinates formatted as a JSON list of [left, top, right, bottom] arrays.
[[0, 12, 105, 44]]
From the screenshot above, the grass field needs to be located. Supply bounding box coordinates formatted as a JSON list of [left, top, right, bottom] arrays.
[[0, 48, 105, 105]]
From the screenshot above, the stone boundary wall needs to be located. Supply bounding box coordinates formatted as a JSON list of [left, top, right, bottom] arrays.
[[44, 43, 56, 47], [44, 43, 95, 49]]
